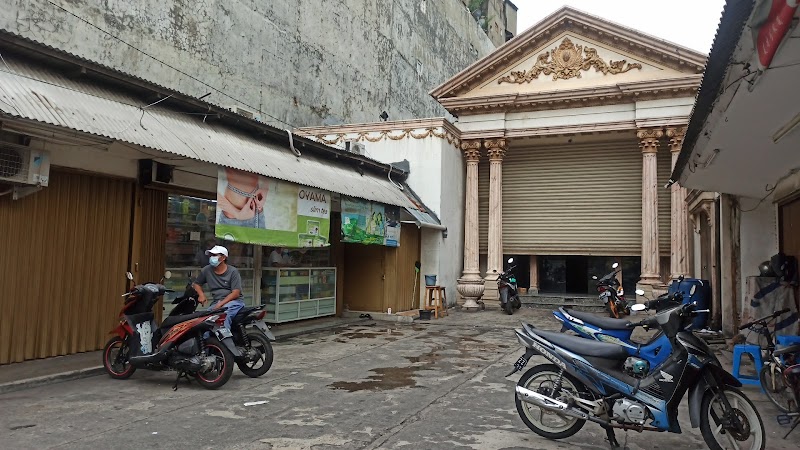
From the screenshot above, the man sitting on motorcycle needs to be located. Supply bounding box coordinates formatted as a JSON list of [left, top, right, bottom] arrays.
[[192, 245, 245, 333]]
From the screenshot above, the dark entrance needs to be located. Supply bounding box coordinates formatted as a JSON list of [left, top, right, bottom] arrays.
[[539, 255, 641, 295]]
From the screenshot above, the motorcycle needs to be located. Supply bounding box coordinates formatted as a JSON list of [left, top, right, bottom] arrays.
[[552, 290, 682, 371], [169, 275, 275, 378], [497, 257, 522, 315], [102, 271, 239, 390], [592, 262, 629, 318], [508, 295, 766, 450]]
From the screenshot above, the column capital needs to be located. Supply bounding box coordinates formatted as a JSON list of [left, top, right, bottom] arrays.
[[485, 138, 507, 161], [461, 139, 482, 161], [637, 128, 664, 154], [666, 126, 688, 153]]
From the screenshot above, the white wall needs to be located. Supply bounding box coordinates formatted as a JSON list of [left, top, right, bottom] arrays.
[[359, 135, 465, 306]]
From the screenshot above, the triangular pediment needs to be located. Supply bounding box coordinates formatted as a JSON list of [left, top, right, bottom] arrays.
[[431, 6, 706, 101]]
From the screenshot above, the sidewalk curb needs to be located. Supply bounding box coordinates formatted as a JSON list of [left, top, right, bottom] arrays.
[[0, 366, 105, 395], [0, 318, 368, 395]]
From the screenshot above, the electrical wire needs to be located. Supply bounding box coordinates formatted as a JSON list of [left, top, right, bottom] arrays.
[[45, 0, 300, 131]]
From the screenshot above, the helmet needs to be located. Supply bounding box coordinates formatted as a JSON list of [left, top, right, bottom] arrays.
[[759, 261, 776, 277]]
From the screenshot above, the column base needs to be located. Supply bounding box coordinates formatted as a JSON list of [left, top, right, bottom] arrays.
[[457, 276, 485, 311], [483, 273, 499, 302]]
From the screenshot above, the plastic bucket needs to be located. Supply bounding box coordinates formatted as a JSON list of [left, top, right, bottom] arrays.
[[424, 275, 437, 286]]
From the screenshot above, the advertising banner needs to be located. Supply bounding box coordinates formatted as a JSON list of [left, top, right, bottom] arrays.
[[341, 197, 401, 247], [215, 167, 330, 247]]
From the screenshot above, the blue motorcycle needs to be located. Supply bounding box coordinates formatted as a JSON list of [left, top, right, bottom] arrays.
[[509, 300, 766, 450], [552, 291, 682, 372]]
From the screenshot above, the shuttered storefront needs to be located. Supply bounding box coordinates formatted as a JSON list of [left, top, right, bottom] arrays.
[[0, 171, 134, 364], [479, 140, 658, 256]]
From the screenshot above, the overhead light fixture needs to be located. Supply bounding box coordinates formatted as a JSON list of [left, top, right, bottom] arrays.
[[699, 148, 720, 168], [773, 112, 800, 144]]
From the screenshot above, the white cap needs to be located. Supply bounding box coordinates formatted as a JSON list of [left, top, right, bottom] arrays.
[[205, 245, 229, 257]]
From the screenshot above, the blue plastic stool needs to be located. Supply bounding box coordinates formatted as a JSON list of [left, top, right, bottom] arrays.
[[732, 344, 764, 387], [776, 335, 800, 364]]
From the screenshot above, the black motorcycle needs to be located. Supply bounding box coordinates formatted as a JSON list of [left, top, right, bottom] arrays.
[[592, 262, 629, 318], [169, 275, 275, 378], [497, 257, 522, 315]]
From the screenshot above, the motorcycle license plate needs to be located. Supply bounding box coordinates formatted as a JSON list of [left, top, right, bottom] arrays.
[[514, 355, 529, 371], [216, 328, 233, 339]]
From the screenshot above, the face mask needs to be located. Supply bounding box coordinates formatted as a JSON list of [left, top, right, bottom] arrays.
[[209, 256, 221, 267]]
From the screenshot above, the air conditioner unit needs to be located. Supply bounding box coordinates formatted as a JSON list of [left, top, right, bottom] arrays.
[[0, 143, 50, 186], [345, 141, 365, 155]]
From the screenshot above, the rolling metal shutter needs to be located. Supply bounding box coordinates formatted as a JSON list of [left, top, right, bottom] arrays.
[[479, 140, 651, 256]]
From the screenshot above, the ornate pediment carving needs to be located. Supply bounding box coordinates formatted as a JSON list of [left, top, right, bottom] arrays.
[[498, 37, 643, 84]]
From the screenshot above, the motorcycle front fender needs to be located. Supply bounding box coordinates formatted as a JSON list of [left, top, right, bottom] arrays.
[[688, 365, 743, 428]]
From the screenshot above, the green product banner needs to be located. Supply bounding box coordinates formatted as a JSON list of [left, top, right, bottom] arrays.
[[215, 167, 330, 247], [341, 197, 401, 247]]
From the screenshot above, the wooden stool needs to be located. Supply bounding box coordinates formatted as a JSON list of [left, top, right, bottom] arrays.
[[424, 286, 448, 318]]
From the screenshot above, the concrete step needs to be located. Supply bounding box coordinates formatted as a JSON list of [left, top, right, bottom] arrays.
[[521, 294, 608, 313]]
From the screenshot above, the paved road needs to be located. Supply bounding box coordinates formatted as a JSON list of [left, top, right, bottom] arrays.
[[0, 308, 795, 449]]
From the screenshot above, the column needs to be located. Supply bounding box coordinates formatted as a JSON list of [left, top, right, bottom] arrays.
[[637, 128, 663, 285], [529, 255, 539, 294], [483, 138, 506, 302], [456, 139, 484, 310], [667, 127, 691, 280]]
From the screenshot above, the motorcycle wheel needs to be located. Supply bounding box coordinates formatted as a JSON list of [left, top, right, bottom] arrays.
[[758, 363, 793, 413], [515, 364, 586, 439], [102, 336, 136, 380], [514, 296, 522, 309], [501, 289, 513, 315], [194, 337, 235, 389], [700, 386, 765, 450], [237, 332, 274, 378]]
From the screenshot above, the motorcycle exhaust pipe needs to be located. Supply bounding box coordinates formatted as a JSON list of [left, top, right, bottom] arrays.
[[515, 386, 608, 426]]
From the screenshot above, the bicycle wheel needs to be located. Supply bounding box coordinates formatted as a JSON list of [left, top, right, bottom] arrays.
[[759, 362, 794, 413]]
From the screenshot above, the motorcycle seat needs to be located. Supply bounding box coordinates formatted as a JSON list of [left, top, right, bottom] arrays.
[[161, 311, 209, 329], [531, 328, 629, 360], [232, 306, 260, 324], [563, 308, 633, 330]]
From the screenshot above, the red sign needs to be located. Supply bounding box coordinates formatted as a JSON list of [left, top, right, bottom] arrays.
[[755, 0, 798, 69]]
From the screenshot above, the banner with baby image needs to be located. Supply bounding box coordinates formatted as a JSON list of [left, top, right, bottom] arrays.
[[215, 167, 330, 247], [341, 197, 401, 247]]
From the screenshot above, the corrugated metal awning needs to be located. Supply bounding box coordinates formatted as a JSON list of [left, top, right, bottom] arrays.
[[0, 58, 418, 210]]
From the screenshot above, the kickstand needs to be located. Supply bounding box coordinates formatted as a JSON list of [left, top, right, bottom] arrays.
[[605, 427, 620, 448], [784, 417, 800, 439], [172, 371, 191, 391]]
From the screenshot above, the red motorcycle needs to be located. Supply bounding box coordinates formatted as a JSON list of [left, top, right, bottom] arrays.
[[102, 271, 239, 390]]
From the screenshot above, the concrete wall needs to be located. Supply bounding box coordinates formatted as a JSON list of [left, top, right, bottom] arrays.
[[738, 197, 779, 305], [2, 0, 495, 127]]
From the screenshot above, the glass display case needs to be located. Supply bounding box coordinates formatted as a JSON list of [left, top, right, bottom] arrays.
[[261, 267, 337, 323]]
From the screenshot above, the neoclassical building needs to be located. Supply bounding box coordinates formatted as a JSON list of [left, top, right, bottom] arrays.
[[430, 7, 706, 307]]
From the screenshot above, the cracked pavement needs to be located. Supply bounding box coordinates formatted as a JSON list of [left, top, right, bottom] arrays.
[[0, 308, 796, 449]]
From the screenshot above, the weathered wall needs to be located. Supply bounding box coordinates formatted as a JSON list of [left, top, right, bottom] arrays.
[[1, 0, 495, 127]]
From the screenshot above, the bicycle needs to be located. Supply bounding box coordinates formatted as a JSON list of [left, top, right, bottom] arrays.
[[774, 342, 800, 438], [738, 307, 796, 412]]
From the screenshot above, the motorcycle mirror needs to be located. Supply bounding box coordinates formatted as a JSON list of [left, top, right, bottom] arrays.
[[612, 262, 619, 269], [507, 257, 514, 264], [630, 304, 647, 312], [164, 270, 172, 280], [690, 285, 696, 295], [126, 272, 134, 281], [635, 289, 645, 296]]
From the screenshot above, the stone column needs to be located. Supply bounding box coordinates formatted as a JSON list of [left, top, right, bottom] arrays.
[[637, 128, 663, 285], [667, 127, 691, 280], [456, 140, 484, 310], [529, 255, 539, 294], [483, 138, 506, 302]]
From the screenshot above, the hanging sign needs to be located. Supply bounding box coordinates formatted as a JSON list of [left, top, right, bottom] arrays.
[[215, 167, 330, 247], [341, 197, 401, 247], [752, 0, 798, 70]]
